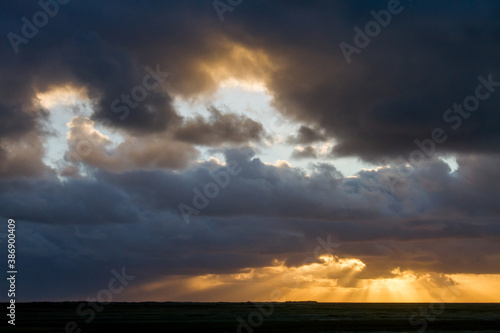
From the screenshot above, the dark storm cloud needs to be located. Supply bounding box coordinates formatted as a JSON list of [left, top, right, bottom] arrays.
[[174, 106, 266, 145], [2, 0, 500, 165], [2, 148, 500, 301], [96, 148, 499, 272], [2, 147, 498, 232], [62, 32, 179, 134], [98, 148, 382, 221], [1, 2, 181, 135], [216, 0, 500, 161]]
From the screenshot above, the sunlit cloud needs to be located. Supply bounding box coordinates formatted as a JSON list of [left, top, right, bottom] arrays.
[[36, 86, 88, 109]]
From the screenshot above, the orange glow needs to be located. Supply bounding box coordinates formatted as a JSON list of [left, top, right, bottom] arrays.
[[185, 42, 277, 98], [125, 257, 500, 303]]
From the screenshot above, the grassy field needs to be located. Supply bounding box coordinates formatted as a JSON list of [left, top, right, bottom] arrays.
[[2, 302, 500, 332]]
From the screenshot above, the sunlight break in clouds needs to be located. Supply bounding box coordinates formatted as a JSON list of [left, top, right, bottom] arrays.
[[126, 257, 500, 303], [2, 1, 500, 315]]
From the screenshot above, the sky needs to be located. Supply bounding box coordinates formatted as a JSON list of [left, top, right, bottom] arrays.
[[1, 0, 500, 303]]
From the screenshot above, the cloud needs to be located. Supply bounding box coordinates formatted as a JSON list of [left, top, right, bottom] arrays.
[[287, 126, 327, 145], [0, 132, 52, 178], [1, 0, 500, 302], [3, 0, 500, 163], [291, 145, 318, 159], [2, 148, 500, 301], [174, 106, 267, 146], [215, 1, 500, 161], [64, 117, 199, 173], [0, 98, 49, 178]]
